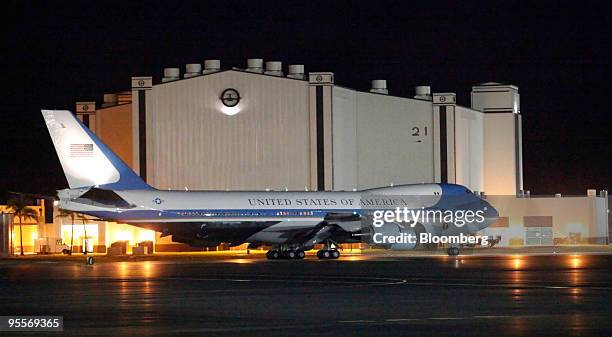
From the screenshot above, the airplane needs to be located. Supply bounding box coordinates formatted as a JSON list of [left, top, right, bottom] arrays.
[[42, 109, 499, 259]]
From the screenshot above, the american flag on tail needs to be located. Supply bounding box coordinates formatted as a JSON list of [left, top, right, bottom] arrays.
[[69, 143, 93, 157]]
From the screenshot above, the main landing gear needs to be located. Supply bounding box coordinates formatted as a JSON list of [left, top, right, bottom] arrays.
[[265, 241, 341, 260], [316, 240, 340, 260], [266, 247, 306, 260]]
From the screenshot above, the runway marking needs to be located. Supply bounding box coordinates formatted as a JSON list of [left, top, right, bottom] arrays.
[[338, 320, 377, 323], [159, 276, 408, 287], [343, 313, 589, 325], [397, 279, 612, 291], [472, 315, 513, 319]]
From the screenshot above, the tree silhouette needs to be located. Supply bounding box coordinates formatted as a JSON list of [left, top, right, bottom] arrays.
[[6, 196, 39, 255]]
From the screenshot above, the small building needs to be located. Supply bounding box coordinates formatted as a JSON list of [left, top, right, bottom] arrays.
[[482, 192, 609, 246]]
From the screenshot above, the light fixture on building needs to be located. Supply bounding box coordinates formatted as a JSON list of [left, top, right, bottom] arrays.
[[220, 105, 242, 116]]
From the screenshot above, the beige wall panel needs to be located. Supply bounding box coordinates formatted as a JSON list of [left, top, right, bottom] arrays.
[[483, 114, 518, 195], [96, 104, 133, 168], [308, 87, 318, 191], [480, 196, 607, 246], [147, 71, 310, 190], [131, 92, 141, 175]]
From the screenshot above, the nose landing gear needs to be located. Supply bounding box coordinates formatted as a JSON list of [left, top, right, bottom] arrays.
[[447, 246, 460, 256]]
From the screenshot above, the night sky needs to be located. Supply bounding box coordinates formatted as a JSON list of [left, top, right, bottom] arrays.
[[3, 1, 610, 201]]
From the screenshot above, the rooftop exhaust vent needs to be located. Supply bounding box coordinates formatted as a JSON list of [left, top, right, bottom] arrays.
[[370, 80, 388, 94], [246, 58, 264, 73], [287, 64, 305, 79], [184, 64, 202, 78], [203, 59, 221, 74], [162, 68, 180, 82], [414, 86, 432, 100], [102, 94, 118, 107], [264, 61, 283, 76]]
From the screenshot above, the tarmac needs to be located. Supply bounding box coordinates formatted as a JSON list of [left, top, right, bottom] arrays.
[[1, 247, 611, 336]]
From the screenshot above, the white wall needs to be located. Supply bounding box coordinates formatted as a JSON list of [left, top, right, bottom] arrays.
[[454, 106, 484, 192], [332, 88, 434, 190], [332, 89, 488, 192], [331, 87, 358, 190], [472, 83, 522, 195]]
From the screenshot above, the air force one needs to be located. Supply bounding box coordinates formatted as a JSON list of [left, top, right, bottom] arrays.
[[42, 109, 498, 259]]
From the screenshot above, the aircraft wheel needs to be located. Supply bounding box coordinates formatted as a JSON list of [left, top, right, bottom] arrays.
[[296, 250, 306, 259], [331, 250, 340, 259], [287, 250, 297, 259], [447, 247, 460, 256], [266, 250, 281, 260], [317, 250, 332, 259]]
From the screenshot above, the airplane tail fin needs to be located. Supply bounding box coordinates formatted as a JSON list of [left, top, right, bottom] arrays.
[[41, 109, 152, 190]]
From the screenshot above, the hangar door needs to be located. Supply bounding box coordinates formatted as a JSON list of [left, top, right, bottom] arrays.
[[524, 216, 553, 246]]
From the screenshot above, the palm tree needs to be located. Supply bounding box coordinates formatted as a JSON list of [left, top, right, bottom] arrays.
[[56, 209, 77, 255], [6, 196, 39, 256]]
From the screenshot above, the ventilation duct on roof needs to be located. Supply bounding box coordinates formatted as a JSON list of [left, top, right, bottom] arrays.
[[264, 61, 283, 76], [287, 64, 305, 79], [203, 59, 221, 74], [184, 64, 202, 78], [370, 80, 388, 94], [162, 68, 180, 82], [414, 86, 432, 100], [246, 58, 264, 73]]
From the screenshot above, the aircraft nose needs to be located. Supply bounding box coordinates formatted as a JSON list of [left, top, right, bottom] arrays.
[[462, 198, 498, 230], [481, 199, 499, 228]]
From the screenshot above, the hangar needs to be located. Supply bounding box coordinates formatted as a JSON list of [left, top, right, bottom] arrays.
[[123, 60, 522, 195], [1, 58, 607, 255]]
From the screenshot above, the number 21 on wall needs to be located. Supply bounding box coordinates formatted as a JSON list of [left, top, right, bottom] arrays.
[[411, 126, 428, 137]]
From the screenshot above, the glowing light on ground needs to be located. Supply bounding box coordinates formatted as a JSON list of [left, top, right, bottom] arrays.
[[511, 256, 524, 270], [568, 255, 583, 269]]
